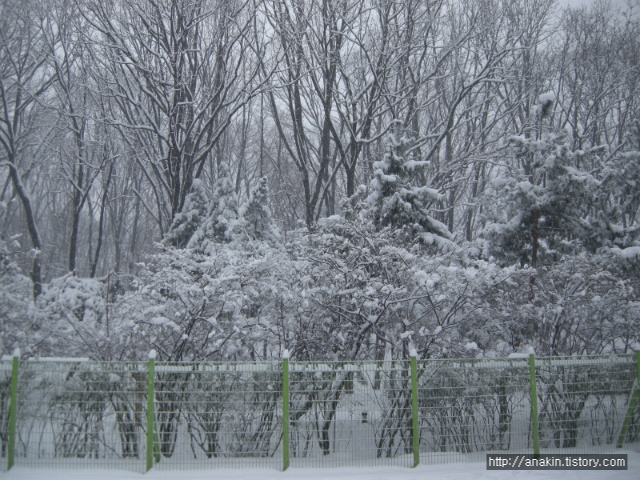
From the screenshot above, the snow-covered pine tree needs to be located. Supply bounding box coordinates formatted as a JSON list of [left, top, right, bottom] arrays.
[[482, 93, 598, 267], [187, 162, 240, 251], [592, 118, 640, 260], [366, 121, 452, 249], [236, 176, 281, 245], [163, 179, 209, 248]]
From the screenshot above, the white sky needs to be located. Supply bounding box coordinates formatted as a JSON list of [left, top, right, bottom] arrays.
[[561, 0, 634, 7]]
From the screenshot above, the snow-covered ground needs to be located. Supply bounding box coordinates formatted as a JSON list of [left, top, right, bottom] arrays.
[[4, 450, 639, 480]]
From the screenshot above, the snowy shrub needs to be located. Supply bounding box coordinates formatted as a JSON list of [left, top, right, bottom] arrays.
[[0, 237, 36, 357]]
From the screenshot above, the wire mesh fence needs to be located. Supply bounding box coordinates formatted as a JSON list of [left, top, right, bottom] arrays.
[[153, 362, 283, 470], [534, 356, 639, 452], [1, 358, 12, 473], [7, 358, 149, 472], [417, 357, 533, 464], [288, 361, 414, 468], [1, 353, 638, 473]]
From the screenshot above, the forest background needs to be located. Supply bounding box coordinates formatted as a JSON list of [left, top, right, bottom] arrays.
[[1, 0, 639, 362]]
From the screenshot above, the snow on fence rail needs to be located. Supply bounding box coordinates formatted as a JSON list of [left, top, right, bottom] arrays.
[[0, 354, 638, 473]]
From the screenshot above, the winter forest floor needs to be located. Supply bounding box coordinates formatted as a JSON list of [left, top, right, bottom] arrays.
[[4, 450, 640, 480]]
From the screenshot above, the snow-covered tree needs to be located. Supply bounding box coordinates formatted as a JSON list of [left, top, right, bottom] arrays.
[[366, 123, 453, 250], [482, 94, 599, 268], [592, 118, 640, 262], [113, 239, 299, 361], [0, 236, 35, 356], [478, 253, 640, 356], [0, 0, 56, 298], [187, 163, 240, 251], [42, 273, 106, 324], [84, 0, 265, 235], [235, 176, 281, 246], [163, 179, 209, 248], [285, 213, 516, 361]]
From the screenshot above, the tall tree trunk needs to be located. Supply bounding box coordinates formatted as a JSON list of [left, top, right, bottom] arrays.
[[529, 209, 541, 300], [7, 161, 42, 298], [68, 162, 84, 274], [90, 161, 114, 278]]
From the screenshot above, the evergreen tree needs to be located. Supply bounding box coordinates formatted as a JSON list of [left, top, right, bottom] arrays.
[[163, 179, 209, 248], [236, 177, 281, 246], [482, 94, 598, 267], [187, 163, 240, 251], [366, 121, 452, 249], [591, 118, 640, 259]]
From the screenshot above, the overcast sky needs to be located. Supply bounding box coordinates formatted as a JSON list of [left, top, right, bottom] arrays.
[[561, 0, 634, 7]]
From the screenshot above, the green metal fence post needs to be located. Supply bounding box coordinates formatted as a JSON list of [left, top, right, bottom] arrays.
[[282, 350, 290, 471], [410, 349, 420, 468], [146, 350, 156, 472], [617, 351, 640, 448], [636, 351, 640, 394], [528, 354, 540, 458], [7, 352, 19, 470]]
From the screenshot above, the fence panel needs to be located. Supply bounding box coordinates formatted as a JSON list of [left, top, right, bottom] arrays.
[[416, 357, 532, 464], [152, 361, 283, 470], [0, 358, 12, 472], [2, 354, 639, 472], [534, 356, 638, 452], [12, 359, 148, 472], [289, 361, 413, 468]]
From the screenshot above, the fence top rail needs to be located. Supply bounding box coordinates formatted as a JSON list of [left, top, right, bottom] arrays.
[[0, 359, 149, 373], [0, 354, 635, 372], [156, 362, 282, 373], [416, 354, 636, 370], [532, 355, 635, 367]]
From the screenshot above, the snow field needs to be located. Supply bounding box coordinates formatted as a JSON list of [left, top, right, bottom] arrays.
[[4, 450, 640, 480]]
